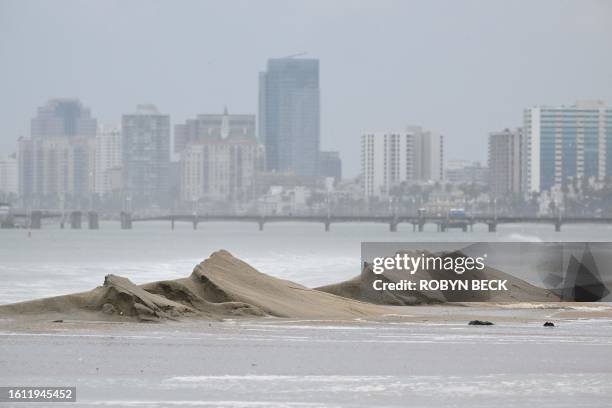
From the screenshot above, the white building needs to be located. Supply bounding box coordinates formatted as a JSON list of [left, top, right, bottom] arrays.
[[361, 126, 444, 198], [523, 100, 612, 193], [445, 160, 489, 185], [256, 185, 311, 215], [0, 154, 18, 195], [180, 137, 260, 203], [18, 136, 95, 202], [95, 125, 122, 196]]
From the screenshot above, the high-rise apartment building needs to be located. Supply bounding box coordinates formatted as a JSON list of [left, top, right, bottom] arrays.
[[180, 137, 260, 203], [18, 136, 95, 205], [121, 104, 170, 206], [178, 108, 260, 203], [31, 98, 97, 139], [361, 127, 444, 198], [0, 154, 18, 196], [488, 128, 522, 198], [410, 126, 444, 182], [174, 108, 255, 153], [18, 99, 98, 207], [95, 125, 122, 197], [523, 101, 612, 193], [17, 138, 34, 200], [259, 57, 320, 176]]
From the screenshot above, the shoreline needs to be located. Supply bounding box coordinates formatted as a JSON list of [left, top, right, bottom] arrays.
[[2, 302, 612, 332], [3, 308, 612, 407]]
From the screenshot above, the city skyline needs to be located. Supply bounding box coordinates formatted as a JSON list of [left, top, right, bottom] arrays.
[[7, 95, 612, 181], [5, 95, 612, 219], [9, 97, 612, 200], [1, 0, 611, 177]]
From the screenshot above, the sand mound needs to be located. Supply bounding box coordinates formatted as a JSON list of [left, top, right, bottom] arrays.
[[318, 249, 560, 305], [187, 250, 390, 318], [0, 274, 201, 321], [0, 250, 391, 321], [1, 249, 562, 322]]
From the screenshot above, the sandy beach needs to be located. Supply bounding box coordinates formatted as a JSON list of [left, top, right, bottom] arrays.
[[2, 305, 612, 407], [2, 248, 612, 407]]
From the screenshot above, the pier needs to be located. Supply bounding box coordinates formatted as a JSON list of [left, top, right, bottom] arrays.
[[4, 210, 609, 232]]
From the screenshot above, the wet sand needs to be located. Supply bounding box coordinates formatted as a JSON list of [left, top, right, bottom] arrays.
[[2, 306, 612, 407]]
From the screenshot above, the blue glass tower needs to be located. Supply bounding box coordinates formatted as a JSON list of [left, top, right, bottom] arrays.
[[523, 101, 612, 193], [259, 58, 320, 177]]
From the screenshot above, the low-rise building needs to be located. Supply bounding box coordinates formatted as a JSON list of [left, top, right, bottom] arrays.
[[445, 160, 489, 185]]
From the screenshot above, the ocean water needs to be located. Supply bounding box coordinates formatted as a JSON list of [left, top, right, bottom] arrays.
[[1, 221, 612, 304]]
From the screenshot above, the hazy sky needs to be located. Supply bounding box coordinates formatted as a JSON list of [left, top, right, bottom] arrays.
[[1, 0, 611, 176]]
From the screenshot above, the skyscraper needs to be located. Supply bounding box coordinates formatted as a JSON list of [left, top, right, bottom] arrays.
[[180, 137, 260, 204], [17, 138, 34, 201], [31, 98, 97, 139], [95, 125, 122, 197], [361, 126, 444, 198], [19, 99, 98, 207], [259, 57, 320, 176], [523, 101, 612, 193], [410, 126, 444, 182], [121, 104, 170, 207], [18, 136, 95, 207], [488, 128, 522, 198], [178, 108, 260, 204]]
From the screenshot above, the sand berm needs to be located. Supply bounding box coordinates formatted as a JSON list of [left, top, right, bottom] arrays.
[[0, 250, 557, 322], [0, 250, 390, 321]]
